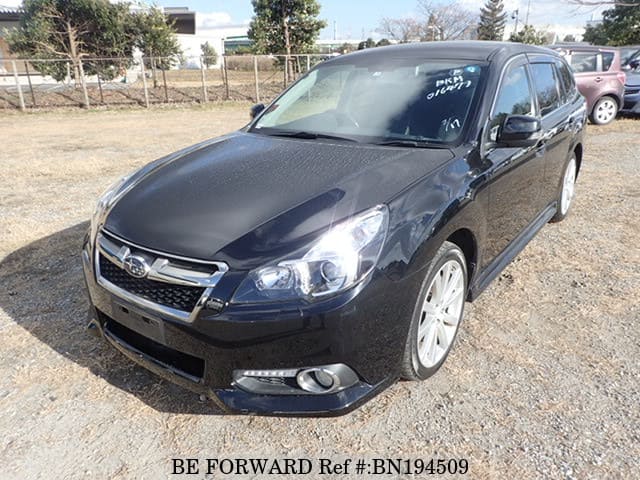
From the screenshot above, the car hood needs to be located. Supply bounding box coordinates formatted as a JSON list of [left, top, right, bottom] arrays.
[[105, 131, 453, 269]]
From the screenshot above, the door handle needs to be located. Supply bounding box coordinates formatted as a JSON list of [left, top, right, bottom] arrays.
[[594, 77, 603, 83]]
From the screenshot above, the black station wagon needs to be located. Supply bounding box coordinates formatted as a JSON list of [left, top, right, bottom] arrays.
[[83, 41, 586, 415]]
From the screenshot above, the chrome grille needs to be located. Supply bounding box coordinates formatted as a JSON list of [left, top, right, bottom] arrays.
[[99, 254, 205, 311], [95, 230, 228, 322]]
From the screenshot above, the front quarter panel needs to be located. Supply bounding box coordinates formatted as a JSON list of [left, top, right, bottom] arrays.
[[380, 145, 488, 289]]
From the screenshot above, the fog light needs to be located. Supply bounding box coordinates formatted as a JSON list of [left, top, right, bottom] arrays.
[[297, 368, 339, 393], [232, 363, 359, 395], [315, 369, 335, 388]]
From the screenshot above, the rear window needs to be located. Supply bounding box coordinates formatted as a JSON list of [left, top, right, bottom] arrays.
[[602, 52, 615, 71], [570, 53, 598, 73], [530, 63, 560, 116]]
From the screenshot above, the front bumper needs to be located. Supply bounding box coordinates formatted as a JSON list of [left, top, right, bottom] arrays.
[[82, 236, 418, 416]]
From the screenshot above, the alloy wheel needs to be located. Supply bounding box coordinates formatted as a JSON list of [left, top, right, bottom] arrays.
[[560, 157, 577, 215], [416, 259, 465, 368]]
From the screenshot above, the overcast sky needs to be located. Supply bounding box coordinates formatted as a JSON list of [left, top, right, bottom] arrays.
[[1, 0, 606, 38]]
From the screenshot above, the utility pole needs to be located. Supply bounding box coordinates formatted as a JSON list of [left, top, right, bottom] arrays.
[[525, 0, 531, 25]]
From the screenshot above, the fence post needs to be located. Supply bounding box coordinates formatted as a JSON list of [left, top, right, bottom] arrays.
[[222, 56, 229, 100], [24, 61, 36, 107], [11, 60, 26, 112], [140, 60, 150, 108], [253, 55, 260, 103], [97, 74, 104, 104], [200, 56, 208, 103], [306, 55, 310, 73], [283, 56, 288, 88]]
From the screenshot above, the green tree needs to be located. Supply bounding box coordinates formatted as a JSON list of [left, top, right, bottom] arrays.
[[376, 38, 391, 47], [477, 0, 507, 41], [248, 0, 326, 81], [338, 42, 355, 54], [563, 34, 576, 42], [582, 23, 608, 45], [248, 0, 326, 55], [509, 24, 547, 45], [357, 37, 376, 50], [200, 41, 218, 68], [582, 1, 640, 46], [132, 7, 182, 86], [7, 0, 135, 105]]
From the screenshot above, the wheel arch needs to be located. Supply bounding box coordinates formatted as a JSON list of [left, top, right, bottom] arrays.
[[592, 92, 622, 113], [445, 228, 478, 290], [573, 142, 583, 178]]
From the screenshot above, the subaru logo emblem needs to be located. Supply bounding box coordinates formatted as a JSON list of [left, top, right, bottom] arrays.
[[122, 254, 150, 279]]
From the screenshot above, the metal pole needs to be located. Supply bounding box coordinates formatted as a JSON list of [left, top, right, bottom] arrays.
[[24, 61, 36, 107], [306, 55, 310, 72], [200, 56, 208, 103], [253, 55, 260, 103], [11, 60, 26, 112], [140, 60, 150, 108]]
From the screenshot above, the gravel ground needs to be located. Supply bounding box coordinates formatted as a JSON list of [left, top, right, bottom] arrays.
[[0, 106, 638, 479]]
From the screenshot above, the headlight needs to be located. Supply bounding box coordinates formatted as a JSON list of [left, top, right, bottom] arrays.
[[90, 174, 132, 238], [232, 205, 389, 303]]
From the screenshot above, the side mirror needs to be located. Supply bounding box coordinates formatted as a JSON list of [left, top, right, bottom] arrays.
[[497, 115, 542, 148], [250, 103, 265, 119]]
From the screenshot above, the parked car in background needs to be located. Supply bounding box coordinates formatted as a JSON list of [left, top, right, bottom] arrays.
[[621, 45, 640, 68], [621, 69, 640, 115], [552, 46, 626, 125]]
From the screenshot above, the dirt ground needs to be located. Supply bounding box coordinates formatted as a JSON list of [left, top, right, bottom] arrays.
[[0, 106, 639, 479]]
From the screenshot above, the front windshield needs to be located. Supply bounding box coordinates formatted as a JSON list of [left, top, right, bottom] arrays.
[[252, 58, 486, 144]]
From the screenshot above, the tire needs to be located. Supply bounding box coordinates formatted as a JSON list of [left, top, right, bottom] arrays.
[[401, 241, 467, 381], [589, 96, 618, 125], [550, 154, 577, 223]]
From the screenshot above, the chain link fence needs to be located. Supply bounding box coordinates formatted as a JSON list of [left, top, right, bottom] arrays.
[[0, 54, 331, 111]]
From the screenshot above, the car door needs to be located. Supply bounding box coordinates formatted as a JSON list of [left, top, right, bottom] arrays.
[[482, 57, 546, 266], [528, 58, 572, 208], [568, 50, 601, 111]]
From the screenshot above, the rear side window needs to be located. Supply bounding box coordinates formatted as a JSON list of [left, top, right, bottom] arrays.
[[556, 60, 576, 103], [530, 63, 560, 116], [602, 52, 614, 71], [569, 53, 598, 73], [489, 64, 534, 141]]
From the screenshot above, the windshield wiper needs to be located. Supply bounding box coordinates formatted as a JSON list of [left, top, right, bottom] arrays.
[[374, 139, 448, 149], [265, 130, 358, 142]]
